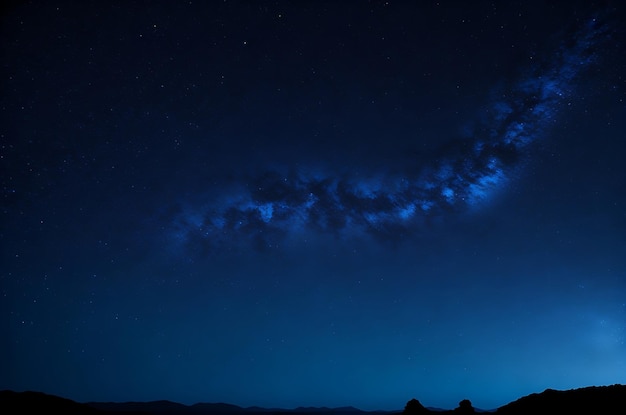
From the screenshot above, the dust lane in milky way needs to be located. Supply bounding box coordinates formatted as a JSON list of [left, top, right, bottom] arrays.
[[165, 14, 611, 256]]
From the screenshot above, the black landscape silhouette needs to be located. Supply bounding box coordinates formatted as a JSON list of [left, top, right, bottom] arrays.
[[1, 384, 625, 415]]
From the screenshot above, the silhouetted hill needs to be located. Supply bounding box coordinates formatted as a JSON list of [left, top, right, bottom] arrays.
[[0, 390, 102, 415], [495, 384, 626, 415]]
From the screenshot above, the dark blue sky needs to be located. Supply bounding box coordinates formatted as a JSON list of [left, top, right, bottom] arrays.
[[1, 0, 625, 411]]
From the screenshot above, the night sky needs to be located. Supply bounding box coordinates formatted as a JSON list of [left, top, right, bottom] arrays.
[[1, 0, 625, 411]]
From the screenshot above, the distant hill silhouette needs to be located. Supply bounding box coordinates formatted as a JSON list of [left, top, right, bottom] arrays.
[[1, 385, 624, 415], [90, 399, 190, 414], [88, 400, 375, 415]]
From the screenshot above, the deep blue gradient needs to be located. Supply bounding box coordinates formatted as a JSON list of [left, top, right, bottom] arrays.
[[1, 1, 625, 411]]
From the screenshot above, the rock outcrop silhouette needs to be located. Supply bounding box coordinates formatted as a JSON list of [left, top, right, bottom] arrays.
[[402, 398, 429, 415], [453, 399, 474, 414]]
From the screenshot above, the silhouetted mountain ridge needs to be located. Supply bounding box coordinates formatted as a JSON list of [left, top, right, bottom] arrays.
[[88, 401, 370, 414], [1, 384, 624, 415]]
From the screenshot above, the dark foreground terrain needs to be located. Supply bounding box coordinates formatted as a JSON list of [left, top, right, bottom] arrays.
[[1, 384, 624, 415]]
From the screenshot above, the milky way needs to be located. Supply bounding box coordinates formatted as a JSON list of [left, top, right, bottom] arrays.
[[167, 15, 610, 255]]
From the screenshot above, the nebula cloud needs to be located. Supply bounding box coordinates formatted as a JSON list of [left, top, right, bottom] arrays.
[[166, 15, 610, 255]]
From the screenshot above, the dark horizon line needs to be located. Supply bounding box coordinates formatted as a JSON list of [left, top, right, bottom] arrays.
[[3, 383, 625, 414]]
